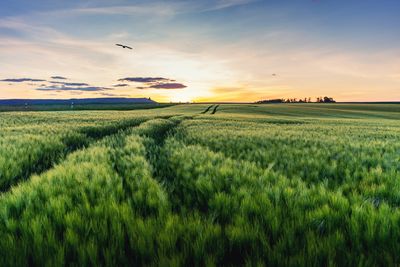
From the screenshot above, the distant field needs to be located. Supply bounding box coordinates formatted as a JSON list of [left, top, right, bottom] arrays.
[[0, 103, 174, 112], [0, 104, 399, 266]]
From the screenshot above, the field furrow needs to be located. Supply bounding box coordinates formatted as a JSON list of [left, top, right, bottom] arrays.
[[0, 117, 148, 193], [0, 124, 169, 266], [211, 104, 219, 114], [201, 105, 214, 114]]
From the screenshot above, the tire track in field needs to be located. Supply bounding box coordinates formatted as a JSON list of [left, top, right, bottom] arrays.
[[1, 118, 150, 193], [138, 116, 192, 189], [201, 105, 214, 114], [211, 104, 220, 114]]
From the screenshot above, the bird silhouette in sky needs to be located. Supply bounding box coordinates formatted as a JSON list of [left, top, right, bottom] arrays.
[[116, 44, 133, 50]]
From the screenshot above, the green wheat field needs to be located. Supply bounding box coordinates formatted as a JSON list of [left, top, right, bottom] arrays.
[[1, 103, 400, 266]]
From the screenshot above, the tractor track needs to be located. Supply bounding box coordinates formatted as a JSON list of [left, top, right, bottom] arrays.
[[201, 105, 214, 114], [1, 118, 152, 193]]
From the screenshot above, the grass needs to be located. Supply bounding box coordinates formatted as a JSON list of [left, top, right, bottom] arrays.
[[0, 103, 399, 266]]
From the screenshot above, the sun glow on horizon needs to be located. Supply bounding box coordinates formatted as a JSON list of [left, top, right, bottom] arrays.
[[0, 1, 399, 102]]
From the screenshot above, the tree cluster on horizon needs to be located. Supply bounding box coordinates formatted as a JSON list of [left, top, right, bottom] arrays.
[[256, 96, 336, 104]]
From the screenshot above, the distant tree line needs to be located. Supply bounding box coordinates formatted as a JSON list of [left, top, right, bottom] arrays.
[[256, 96, 336, 104]]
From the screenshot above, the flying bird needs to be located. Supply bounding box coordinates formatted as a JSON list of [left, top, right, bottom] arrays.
[[116, 44, 133, 50], [272, 73, 277, 76]]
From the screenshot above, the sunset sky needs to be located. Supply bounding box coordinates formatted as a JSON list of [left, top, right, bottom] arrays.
[[1, 0, 399, 102]]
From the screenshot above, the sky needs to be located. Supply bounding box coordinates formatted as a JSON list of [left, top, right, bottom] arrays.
[[0, 0, 399, 102]]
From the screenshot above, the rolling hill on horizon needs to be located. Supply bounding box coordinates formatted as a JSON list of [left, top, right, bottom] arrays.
[[0, 97, 156, 105]]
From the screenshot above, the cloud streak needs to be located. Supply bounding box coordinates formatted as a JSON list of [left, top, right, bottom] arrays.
[[72, 3, 178, 17], [207, 0, 259, 11], [1, 78, 46, 83], [148, 83, 187, 89], [119, 76, 186, 89], [97, 92, 130, 97], [36, 85, 112, 92], [49, 81, 90, 86], [46, 0, 258, 17], [118, 77, 174, 83], [51, 76, 67, 80]]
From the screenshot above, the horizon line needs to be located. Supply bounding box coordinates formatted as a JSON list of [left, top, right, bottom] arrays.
[[0, 97, 399, 105]]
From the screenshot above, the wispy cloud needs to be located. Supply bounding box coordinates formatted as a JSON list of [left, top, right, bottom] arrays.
[[146, 83, 187, 89], [0, 17, 63, 40], [0, 17, 119, 67], [38, 0, 258, 18], [51, 76, 67, 80], [113, 83, 129, 87], [1, 78, 46, 83], [71, 3, 179, 16], [49, 81, 90, 86], [120, 76, 186, 89], [97, 92, 130, 97], [31, 1, 183, 19], [36, 85, 112, 92], [118, 77, 174, 83], [207, 0, 259, 11]]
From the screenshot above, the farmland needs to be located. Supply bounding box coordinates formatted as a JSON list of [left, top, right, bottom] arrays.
[[0, 103, 399, 266], [0, 103, 173, 112]]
